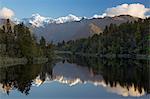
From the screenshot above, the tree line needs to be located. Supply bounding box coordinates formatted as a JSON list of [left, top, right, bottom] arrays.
[[0, 19, 54, 61], [56, 18, 150, 56]]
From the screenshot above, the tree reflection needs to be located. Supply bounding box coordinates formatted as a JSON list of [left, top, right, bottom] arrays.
[[0, 56, 149, 96], [0, 62, 54, 95], [65, 55, 150, 95]]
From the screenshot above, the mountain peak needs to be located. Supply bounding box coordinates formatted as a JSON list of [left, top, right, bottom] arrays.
[[28, 13, 53, 27], [54, 14, 82, 24], [1, 14, 140, 43], [19, 14, 82, 27], [13, 14, 140, 28]]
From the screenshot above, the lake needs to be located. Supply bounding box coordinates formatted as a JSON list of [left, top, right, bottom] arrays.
[[0, 55, 149, 99]]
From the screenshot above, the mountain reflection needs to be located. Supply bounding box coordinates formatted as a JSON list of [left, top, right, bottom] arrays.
[[0, 56, 149, 97]]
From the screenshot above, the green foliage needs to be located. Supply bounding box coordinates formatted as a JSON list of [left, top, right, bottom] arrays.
[[40, 36, 46, 48], [57, 18, 150, 55], [0, 19, 54, 61], [14, 23, 37, 58]]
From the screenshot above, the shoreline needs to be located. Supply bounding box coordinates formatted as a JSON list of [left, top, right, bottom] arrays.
[[55, 51, 150, 60], [0, 57, 49, 67]]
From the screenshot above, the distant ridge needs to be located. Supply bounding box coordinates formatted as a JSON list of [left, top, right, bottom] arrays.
[[0, 15, 140, 43], [31, 15, 139, 43]]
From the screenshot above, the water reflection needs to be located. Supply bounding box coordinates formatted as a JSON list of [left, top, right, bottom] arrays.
[[0, 64, 43, 95], [0, 56, 149, 98]]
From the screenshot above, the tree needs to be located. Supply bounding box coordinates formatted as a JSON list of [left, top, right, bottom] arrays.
[[40, 36, 46, 48]]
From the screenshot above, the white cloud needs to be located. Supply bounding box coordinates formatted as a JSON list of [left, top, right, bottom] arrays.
[[92, 13, 106, 18], [0, 7, 15, 19], [93, 3, 150, 19]]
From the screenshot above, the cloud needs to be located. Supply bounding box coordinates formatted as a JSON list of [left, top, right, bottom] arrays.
[[92, 13, 106, 18], [0, 7, 15, 19], [93, 3, 150, 19]]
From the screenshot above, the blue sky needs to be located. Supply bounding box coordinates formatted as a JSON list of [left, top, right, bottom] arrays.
[[0, 0, 149, 18]]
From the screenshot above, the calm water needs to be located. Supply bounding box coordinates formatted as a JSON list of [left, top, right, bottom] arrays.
[[0, 56, 149, 99]]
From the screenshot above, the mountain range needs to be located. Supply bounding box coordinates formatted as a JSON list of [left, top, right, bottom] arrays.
[[0, 14, 139, 43]]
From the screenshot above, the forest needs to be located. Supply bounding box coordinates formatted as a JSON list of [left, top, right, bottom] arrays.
[[0, 19, 54, 62], [56, 18, 150, 58]]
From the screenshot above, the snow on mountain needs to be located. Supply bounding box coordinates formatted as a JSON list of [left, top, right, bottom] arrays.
[[54, 14, 82, 24], [16, 14, 82, 27], [21, 14, 54, 27], [13, 18, 22, 24], [8, 14, 138, 43]]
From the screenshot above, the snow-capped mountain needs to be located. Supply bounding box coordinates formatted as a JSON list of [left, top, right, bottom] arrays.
[[54, 14, 82, 24], [22, 14, 54, 27], [31, 15, 138, 43], [16, 14, 82, 27], [1, 14, 139, 43]]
